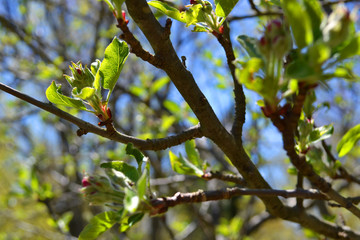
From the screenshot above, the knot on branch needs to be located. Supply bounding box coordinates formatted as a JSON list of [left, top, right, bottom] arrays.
[[77, 128, 88, 136], [162, 18, 172, 40]]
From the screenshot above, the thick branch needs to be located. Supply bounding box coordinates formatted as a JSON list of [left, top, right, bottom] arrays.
[[0, 82, 203, 150]]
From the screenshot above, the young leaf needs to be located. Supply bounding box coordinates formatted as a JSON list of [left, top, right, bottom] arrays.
[[95, 37, 129, 99], [185, 140, 202, 168], [282, 0, 313, 49], [137, 170, 147, 201], [303, 0, 324, 41], [119, 213, 144, 232], [215, 0, 239, 17], [101, 161, 140, 183], [149, 76, 170, 96], [309, 124, 334, 144], [169, 151, 203, 177], [337, 34, 360, 61], [72, 87, 96, 101], [148, 1, 186, 23], [46, 81, 88, 111], [237, 35, 262, 59], [125, 143, 145, 167], [124, 188, 140, 213], [337, 124, 360, 157], [79, 211, 119, 240]]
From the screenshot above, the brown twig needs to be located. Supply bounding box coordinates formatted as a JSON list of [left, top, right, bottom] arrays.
[[321, 140, 360, 185], [150, 188, 328, 214], [0, 82, 203, 150], [202, 171, 246, 186], [116, 16, 163, 68], [248, 0, 262, 14], [228, 12, 282, 22], [215, 23, 246, 143]]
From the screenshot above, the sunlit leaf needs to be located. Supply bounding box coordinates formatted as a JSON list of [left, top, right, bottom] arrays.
[[282, 0, 313, 49], [95, 37, 129, 99], [185, 140, 202, 168], [303, 0, 324, 41], [46, 81, 88, 111], [124, 188, 139, 213], [79, 211, 119, 240], [337, 124, 360, 157], [215, 0, 239, 17], [150, 76, 170, 95], [148, 1, 186, 23], [309, 124, 334, 144], [101, 161, 140, 183], [169, 151, 203, 177]]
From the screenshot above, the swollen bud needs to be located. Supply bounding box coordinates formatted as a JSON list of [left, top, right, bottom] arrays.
[[257, 20, 292, 60], [64, 61, 95, 93]]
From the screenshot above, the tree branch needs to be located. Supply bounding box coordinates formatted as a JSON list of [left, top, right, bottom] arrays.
[[151, 188, 328, 212], [0, 82, 203, 150], [202, 171, 246, 186], [215, 23, 246, 143], [116, 16, 163, 68]]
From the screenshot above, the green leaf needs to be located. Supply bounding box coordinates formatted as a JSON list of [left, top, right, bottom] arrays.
[[46, 81, 88, 111], [215, 0, 239, 17], [184, 4, 208, 27], [337, 34, 360, 61], [185, 140, 202, 168], [150, 76, 170, 95], [124, 188, 139, 213], [285, 59, 316, 80], [282, 0, 313, 49], [119, 213, 144, 232], [164, 100, 181, 114], [125, 143, 145, 168], [309, 124, 334, 144], [95, 37, 129, 98], [148, 1, 186, 23], [303, 0, 324, 41], [137, 170, 147, 200], [72, 87, 96, 100], [79, 211, 119, 240], [148, 1, 209, 27], [237, 35, 262, 59], [169, 151, 203, 177], [337, 124, 360, 157], [128, 213, 144, 228], [101, 161, 140, 183]]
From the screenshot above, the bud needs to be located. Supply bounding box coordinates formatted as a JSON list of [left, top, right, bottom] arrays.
[[321, 5, 354, 47], [257, 19, 292, 59], [190, 0, 198, 4], [64, 61, 95, 94], [80, 174, 124, 205], [122, 10, 129, 25]]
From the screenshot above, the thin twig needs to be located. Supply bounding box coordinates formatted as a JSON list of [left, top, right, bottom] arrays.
[[228, 12, 282, 22], [0, 82, 203, 150], [116, 16, 163, 68], [321, 140, 360, 185], [202, 171, 246, 186], [248, 0, 262, 14], [150, 188, 328, 214], [215, 23, 246, 143]]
